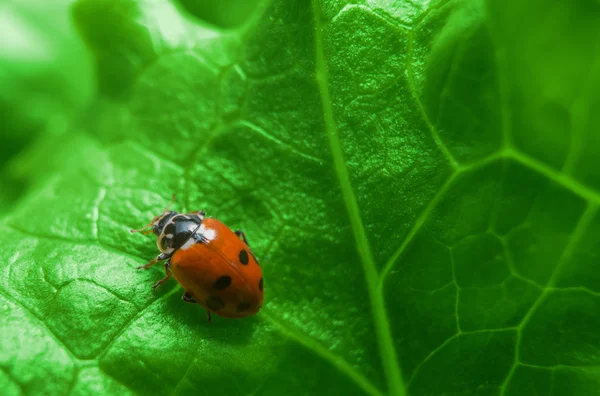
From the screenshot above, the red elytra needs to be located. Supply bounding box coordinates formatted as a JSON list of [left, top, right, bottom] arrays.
[[131, 196, 263, 322]]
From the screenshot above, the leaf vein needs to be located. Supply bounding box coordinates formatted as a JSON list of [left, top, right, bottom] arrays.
[[380, 174, 456, 284], [406, 22, 458, 169], [0, 288, 78, 362], [240, 121, 323, 163], [95, 284, 180, 359], [169, 354, 199, 396], [0, 365, 25, 395], [260, 309, 383, 396], [311, 2, 405, 395], [510, 149, 600, 204], [500, 203, 598, 394]]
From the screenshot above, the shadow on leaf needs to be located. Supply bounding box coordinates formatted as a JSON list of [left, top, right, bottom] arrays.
[[162, 288, 257, 344]]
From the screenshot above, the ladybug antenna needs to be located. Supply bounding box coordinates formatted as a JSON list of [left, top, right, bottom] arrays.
[[163, 194, 176, 213], [129, 224, 153, 234], [130, 194, 176, 234]]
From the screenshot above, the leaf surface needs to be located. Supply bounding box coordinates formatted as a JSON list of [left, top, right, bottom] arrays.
[[2, 0, 600, 395]]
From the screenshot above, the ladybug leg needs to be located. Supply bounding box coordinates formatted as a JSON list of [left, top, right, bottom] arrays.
[[234, 230, 249, 246], [136, 252, 170, 270], [206, 310, 212, 323], [181, 291, 197, 303], [151, 261, 172, 292]]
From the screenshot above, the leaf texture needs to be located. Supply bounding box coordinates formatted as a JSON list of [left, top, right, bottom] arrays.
[[2, 0, 600, 395]]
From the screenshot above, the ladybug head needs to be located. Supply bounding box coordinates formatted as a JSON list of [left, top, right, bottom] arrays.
[[150, 211, 178, 236]]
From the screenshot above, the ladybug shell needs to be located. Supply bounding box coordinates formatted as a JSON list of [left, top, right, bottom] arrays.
[[170, 217, 264, 318]]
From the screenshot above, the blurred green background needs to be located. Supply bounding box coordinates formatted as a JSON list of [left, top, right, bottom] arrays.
[[2, 0, 600, 395]]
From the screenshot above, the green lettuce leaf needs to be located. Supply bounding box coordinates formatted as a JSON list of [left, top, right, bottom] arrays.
[[2, 0, 600, 395], [0, 0, 94, 214]]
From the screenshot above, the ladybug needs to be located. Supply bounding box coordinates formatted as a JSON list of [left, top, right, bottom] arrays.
[[131, 195, 263, 322]]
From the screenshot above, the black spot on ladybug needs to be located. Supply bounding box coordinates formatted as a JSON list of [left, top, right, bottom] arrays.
[[213, 275, 232, 290], [236, 301, 251, 313], [239, 249, 249, 265], [206, 296, 225, 311], [259, 277, 264, 292]]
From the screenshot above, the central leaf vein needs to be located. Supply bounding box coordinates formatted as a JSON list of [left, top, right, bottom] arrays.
[[311, 2, 405, 395]]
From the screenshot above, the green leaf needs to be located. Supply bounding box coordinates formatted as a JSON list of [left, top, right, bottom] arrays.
[[0, 0, 94, 214], [2, 0, 600, 395], [0, 0, 94, 135]]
